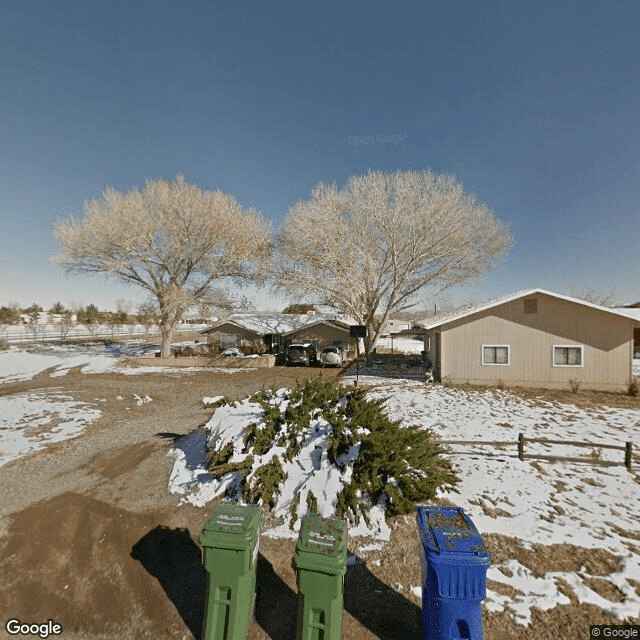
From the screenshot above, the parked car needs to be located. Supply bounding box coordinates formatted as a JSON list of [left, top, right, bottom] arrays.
[[220, 347, 244, 358], [319, 345, 343, 367], [286, 343, 317, 366]]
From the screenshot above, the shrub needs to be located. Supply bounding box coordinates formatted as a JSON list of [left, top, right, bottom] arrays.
[[628, 377, 639, 397], [568, 378, 580, 393], [206, 375, 458, 529], [0, 337, 9, 351], [207, 442, 253, 477], [306, 490, 318, 515], [289, 493, 300, 530], [244, 457, 287, 508], [335, 391, 458, 521], [0, 306, 20, 325], [204, 396, 234, 410]]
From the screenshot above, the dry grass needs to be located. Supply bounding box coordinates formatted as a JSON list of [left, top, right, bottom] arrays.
[[580, 576, 627, 602], [483, 534, 623, 577], [486, 579, 521, 599], [353, 517, 638, 639], [447, 380, 640, 410], [484, 601, 638, 640]]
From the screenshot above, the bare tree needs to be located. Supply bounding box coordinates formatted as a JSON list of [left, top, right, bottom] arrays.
[[53, 175, 271, 356], [273, 169, 514, 357], [53, 312, 74, 341], [115, 298, 133, 317], [568, 287, 618, 308]]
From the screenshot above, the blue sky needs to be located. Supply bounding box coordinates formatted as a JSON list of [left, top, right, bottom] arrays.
[[1, 0, 638, 312]]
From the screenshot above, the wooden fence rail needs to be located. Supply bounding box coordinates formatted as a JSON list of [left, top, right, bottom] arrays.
[[438, 433, 634, 473]]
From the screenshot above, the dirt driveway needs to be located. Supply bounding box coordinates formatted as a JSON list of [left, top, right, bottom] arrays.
[[1, 364, 636, 639], [1, 365, 422, 640]]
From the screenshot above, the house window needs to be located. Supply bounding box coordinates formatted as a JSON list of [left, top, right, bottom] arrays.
[[482, 345, 510, 365], [553, 345, 583, 367], [524, 298, 537, 313], [220, 332, 240, 349]]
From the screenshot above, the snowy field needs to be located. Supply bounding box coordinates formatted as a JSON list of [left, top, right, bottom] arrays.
[[376, 335, 424, 354], [0, 342, 255, 385], [366, 379, 640, 625], [0, 343, 250, 469], [0, 390, 103, 468], [169, 368, 640, 626]]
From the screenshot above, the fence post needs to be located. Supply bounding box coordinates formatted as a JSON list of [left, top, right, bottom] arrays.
[[625, 442, 632, 472], [518, 433, 524, 461]]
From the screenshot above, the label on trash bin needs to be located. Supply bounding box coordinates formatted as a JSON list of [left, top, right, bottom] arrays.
[[309, 531, 336, 548], [216, 514, 246, 527]]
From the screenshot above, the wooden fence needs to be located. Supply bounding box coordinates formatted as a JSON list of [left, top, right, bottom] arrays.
[[439, 433, 634, 473]]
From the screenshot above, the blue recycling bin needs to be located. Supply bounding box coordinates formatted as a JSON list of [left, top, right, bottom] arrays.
[[416, 506, 490, 640]]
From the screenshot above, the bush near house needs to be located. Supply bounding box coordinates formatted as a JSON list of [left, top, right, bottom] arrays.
[[206, 376, 457, 527]]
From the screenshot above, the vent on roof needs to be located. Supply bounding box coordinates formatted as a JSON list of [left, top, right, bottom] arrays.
[[524, 297, 538, 314]]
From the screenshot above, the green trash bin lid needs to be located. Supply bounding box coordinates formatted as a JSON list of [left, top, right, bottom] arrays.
[[199, 502, 262, 551], [294, 515, 347, 575]]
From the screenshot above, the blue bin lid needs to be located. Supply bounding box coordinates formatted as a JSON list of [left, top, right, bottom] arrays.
[[417, 506, 489, 558]]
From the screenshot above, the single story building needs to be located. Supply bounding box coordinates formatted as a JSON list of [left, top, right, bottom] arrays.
[[614, 306, 640, 357], [417, 289, 639, 392], [201, 313, 354, 356], [284, 319, 351, 354]]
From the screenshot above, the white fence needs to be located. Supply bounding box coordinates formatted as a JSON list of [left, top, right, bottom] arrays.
[[1, 323, 210, 345]]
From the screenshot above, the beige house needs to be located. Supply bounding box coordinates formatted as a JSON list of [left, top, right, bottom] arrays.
[[284, 319, 351, 354], [419, 289, 639, 392], [201, 313, 353, 355]]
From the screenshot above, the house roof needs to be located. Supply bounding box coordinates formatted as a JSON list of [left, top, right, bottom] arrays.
[[415, 289, 640, 331], [614, 307, 640, 321], [201, 313, 351, 336], [282, 317, 351, 336]]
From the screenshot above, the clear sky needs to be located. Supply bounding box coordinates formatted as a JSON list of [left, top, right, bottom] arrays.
[[1, 0, 638, 312]]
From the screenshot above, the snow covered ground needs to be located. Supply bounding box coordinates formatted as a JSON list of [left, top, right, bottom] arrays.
[[169, 367, 640, 626], [376, 335, 424, 354], [0, 342, 248, 384], [0, 342, 253, 468], [364, 378, 640, 624], [2, 337, 638, 625], [0, 390, 102, 468]]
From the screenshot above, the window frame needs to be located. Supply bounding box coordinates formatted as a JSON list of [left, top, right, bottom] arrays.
[[481, 344, 511, 366], [552, 345, 584, 368]]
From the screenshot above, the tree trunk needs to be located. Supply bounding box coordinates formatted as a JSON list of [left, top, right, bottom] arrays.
[[364, 321, 377, 363], [160, 324, 173, 358]]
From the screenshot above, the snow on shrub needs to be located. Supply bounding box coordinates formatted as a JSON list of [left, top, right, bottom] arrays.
[[203, 376, 457, 537]]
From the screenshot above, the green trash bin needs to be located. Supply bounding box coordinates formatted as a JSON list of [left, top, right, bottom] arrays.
[[199, 502, 262, 640], [293, 514, 347, 640]]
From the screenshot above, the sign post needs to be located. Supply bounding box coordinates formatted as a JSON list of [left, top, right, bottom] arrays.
[[349, 325, 367, 386]]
